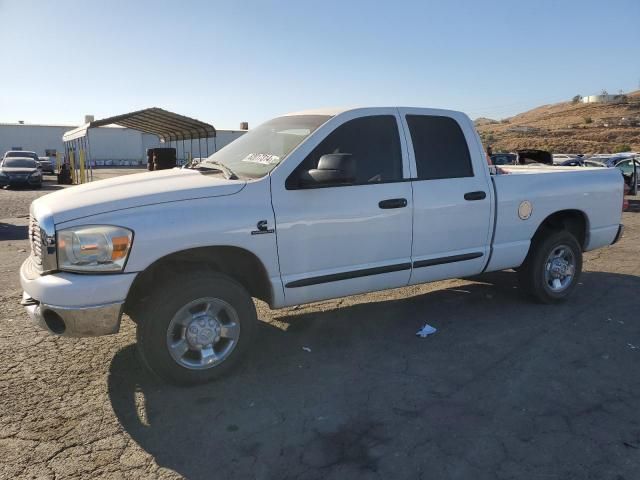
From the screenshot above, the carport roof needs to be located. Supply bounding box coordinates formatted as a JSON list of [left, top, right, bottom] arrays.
[[62, 107, 216, 142]]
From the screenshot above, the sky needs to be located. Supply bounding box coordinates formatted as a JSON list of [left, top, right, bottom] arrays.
[[0, 0, 639, 128]]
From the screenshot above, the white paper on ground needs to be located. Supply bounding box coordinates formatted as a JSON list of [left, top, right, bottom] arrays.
[[416, 324, 437, 338]]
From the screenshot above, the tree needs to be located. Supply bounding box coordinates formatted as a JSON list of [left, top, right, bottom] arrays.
[[584, 117, 593, 124], [572, 95, 581, 104]]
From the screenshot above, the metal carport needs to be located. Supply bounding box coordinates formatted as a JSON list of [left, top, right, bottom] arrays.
[[62, 107, 217, 183]]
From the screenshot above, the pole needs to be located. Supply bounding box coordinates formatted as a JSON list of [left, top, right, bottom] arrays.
[[86, 131, 94, 181]]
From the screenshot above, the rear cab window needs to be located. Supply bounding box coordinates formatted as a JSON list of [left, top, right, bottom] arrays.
[[405, 115, 474, 180]]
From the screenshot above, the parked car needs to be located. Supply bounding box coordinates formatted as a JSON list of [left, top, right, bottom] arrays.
[[559, 158, 606, 167], [590, 154, 635, 168], [0, 157, 43, 188], [20, 106, 624, 384], [490, 153, 517, 165], [37, 156, 55, 174], [615, 158, 640, 188], [552, 154, 579, 165], [3, 150, 39, 162]]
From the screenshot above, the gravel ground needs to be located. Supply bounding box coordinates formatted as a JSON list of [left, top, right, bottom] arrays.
[[1, 172, 639, 479]]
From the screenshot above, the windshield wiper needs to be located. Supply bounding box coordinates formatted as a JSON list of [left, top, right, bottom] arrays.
[[196, 161, 238, 180]]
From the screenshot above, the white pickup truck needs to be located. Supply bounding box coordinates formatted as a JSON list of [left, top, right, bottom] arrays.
[[21, 107, 624, 384]]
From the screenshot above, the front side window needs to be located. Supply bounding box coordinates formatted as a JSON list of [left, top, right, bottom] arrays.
[[406, 115, 473, 180], [618, 160, 639, 175], [198, 115, 330, 179], [288, 115, 403, 188]]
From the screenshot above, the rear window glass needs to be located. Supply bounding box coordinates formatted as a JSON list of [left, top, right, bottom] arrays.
[[406, 115, 473, 180], [6, 151, 38, 160]]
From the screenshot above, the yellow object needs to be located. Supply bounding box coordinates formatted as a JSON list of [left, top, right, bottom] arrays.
[[79, 150, 86, 184], [70, 151, 76, 184], [111, 236, 130, 260]]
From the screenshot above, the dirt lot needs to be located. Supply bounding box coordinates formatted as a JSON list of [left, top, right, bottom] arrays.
[[1, 171, 639, 479]]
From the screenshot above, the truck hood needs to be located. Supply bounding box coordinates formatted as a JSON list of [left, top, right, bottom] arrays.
[[34, 168, 246, 224]]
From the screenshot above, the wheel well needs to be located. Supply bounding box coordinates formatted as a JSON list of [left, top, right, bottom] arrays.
[[532, 210, 588, 249], [125, 246, 273, 314]]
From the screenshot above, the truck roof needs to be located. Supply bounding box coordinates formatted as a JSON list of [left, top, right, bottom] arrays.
[[283, 106, 466, 117]]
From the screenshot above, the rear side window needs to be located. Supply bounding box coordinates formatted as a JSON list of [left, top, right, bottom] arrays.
[[406, 115, 473, 180], [289, 115, 402, 188]]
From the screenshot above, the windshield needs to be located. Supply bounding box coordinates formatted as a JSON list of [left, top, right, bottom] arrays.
[[6, 151, 38, 160], [3, 158, 37, 168], [199, 115, 331, 179]]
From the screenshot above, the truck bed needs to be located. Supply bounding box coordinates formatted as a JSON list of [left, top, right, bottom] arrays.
[[485, 165, 623, 272]]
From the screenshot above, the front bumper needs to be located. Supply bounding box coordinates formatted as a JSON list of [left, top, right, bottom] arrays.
[[20, 257, 137, 337], [22, 293, 123, 336], [2, 176, 42, 186]]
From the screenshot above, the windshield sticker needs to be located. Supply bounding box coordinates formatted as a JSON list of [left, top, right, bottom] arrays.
[[241, 153, 280, 165]]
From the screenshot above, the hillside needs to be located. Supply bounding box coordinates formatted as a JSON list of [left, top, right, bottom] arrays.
[[475, 91, 640, 154]]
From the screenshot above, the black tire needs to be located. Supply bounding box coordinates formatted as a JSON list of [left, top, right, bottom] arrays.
[[135, 270, 257, 385], [517, 230, 582, 304]]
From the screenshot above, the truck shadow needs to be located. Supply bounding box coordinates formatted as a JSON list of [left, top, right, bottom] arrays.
[[107, 270, 640, 480]]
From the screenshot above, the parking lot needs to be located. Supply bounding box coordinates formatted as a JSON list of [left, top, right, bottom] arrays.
[[1, 172, 639, 480]]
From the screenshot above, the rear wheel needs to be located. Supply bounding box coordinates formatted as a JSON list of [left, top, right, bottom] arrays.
[[517, 230, 582, 304], [135, 270, 257, 385]]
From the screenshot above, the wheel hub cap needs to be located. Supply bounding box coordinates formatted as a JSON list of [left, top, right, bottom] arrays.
[[166, 297, 241, 370], [185, 316, 221, 349], [544, 245, 576, 292]]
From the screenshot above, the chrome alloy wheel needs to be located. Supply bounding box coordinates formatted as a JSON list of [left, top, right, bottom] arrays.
[[166, 297, 240, 370], [544, 245, 576, 293]]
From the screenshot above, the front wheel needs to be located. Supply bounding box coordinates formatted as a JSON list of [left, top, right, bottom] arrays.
[[135, 270, 257, 385], [517, 230, 583, 304]]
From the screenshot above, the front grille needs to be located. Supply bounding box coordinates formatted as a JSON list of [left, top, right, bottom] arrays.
[[29, 215, 43, 266]]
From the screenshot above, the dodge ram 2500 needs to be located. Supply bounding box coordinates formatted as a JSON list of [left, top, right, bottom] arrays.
[[21, 107, 625, 384]]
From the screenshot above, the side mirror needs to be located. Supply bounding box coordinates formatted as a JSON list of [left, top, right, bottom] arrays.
[[299, 153, 355, 187]]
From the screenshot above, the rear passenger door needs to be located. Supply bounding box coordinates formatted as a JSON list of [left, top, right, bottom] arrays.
[[398, 109, 493, 285]]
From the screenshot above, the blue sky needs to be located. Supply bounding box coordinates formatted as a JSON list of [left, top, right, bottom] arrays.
[[1, 0, 638, 128]]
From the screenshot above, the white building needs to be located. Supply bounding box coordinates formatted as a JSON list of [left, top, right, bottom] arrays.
[[0, 122, 72, 157], [581, 93, 626, 104]]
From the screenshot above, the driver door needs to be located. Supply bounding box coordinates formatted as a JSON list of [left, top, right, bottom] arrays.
[[270, 111, 413, 306]]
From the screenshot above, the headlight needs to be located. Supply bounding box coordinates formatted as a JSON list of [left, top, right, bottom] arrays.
[[30, 170, 42, 178], [57, 225, 133, 272]]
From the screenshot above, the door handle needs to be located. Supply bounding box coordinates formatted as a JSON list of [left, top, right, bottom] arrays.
[[379, 198, 408, 209], [464, 191, 486, 201]]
